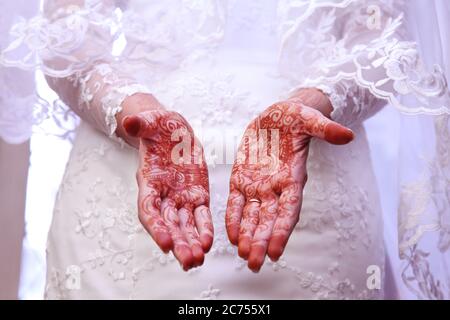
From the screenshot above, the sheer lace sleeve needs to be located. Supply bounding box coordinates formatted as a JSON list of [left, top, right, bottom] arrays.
[[1, 0, 151, 137], [277, 0, 450, 126], [278, 0, 450, 300]]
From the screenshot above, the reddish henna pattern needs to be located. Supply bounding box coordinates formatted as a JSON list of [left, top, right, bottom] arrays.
[[123, 110, 213, 271], [226, 101, 354, 272]]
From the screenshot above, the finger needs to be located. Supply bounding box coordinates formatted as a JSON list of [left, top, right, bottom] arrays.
[[248, 195, 278, 272], [138, 186, 173, 253], [179, 207, 204, 267], [160, 198, 194, 271], [300, 107, 354, 145], [122, 114, 157, 138], [267, 183, 302, 261], [238, 201, 260, 260], [193, 205, 214, 253], [225, 190, 246, 245]]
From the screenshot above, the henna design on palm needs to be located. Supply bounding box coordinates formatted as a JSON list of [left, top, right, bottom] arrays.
[[123, 110, 213, 271], [226, 100, 354, 272]]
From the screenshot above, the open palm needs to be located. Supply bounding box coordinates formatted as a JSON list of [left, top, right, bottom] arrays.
[[123, 110, 213, 271], [226, 100, 354, 272]]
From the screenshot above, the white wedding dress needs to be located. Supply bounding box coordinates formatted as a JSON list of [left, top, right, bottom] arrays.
[[1, 0, 450, 299]]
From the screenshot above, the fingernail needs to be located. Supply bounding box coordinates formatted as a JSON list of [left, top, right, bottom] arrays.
[[158, 233, 173, 253], [325, 123, 354, 145], [238, 238, 251, 260], [200, 234, 213, 253], [248, 246, 265, 272], [123, 116, 141, 137]]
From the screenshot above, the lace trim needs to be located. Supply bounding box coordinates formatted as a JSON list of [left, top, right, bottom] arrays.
[[278, 1, 450, 116], [0, 1, 118, 77], [102, 84, 152, 137], [77, 63, 152, 137], [301, 81, 381, 127]]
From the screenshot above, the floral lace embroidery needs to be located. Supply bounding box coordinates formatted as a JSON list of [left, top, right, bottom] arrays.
[[15, 0, 409, 299], [398, 115, 450, 299], [278, 0, 450, 116], [75, 63, 152, 136]]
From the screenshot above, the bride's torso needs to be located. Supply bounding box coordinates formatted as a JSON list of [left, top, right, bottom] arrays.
[[45, 0, 385, 299]]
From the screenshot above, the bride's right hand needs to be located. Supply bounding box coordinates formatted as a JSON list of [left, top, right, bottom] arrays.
[[120, 95, 213, 271]]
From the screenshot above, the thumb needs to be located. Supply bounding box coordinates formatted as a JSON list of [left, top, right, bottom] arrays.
[[303, 109, 354, 145], [122, 114, 157, 138]]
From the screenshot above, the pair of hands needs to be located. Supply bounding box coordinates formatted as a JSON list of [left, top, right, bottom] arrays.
[[119, 90, 354, 272]]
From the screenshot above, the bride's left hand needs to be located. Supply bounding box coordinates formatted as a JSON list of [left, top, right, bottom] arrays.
[[225, 96, 354, 272]]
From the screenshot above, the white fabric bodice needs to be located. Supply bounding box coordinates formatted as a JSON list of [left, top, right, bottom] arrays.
[[44, 1, 384, 299], [46, 85, 385, 300]]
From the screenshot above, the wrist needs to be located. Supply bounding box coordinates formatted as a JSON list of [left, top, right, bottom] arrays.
[[287, 88, 333, 118], [116, 93, 165, 148]]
